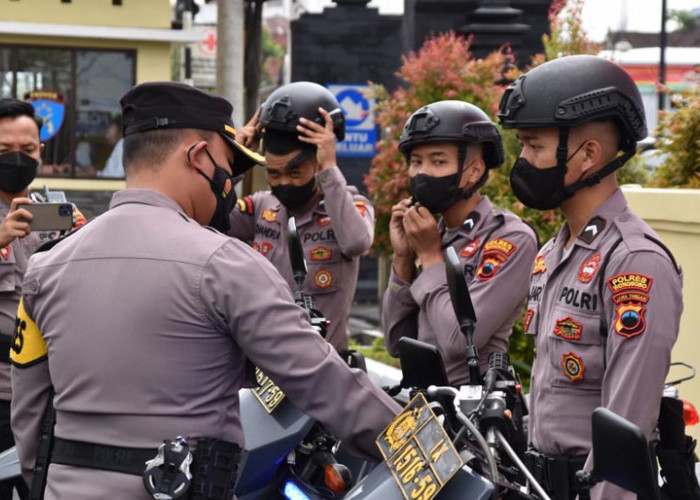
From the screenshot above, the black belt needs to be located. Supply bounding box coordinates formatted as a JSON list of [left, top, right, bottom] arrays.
[[52, 437, 157, 476], [0, 333, 12, 363], [525, 449, 587, 500]]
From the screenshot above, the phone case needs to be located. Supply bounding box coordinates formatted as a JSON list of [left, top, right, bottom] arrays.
[[18, 203, 73, 231]]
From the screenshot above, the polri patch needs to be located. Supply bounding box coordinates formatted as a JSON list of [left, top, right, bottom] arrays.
[[310, 246, 332, 261], [313, 269, 333, 288], [10, 299, 47, 368], [578, 253, 601, 283], [553, 316, 582, 340], [460, 237, 480, 258], [532, 255, 546, 275], [561, 352, 585, 383], [261, 209, 278, 223], [0, 245, 11, 261]]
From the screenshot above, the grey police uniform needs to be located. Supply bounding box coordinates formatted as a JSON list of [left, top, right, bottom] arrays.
[[382, 196, 538, 386], [229, 166, 374, 353], [526, 189, 682, 499], [10, 189, 399, 500]]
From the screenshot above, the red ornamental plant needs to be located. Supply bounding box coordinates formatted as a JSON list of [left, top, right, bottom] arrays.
[[365, 32, 509, 255]]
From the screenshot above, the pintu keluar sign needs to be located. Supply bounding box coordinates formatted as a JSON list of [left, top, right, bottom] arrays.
[[326, 84, 376, 158]]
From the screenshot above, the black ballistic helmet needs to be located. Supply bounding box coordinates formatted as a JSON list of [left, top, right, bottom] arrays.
[[497, 55, 647, 148], [260, 82, 346, 142], [399, 100, 505, 169]]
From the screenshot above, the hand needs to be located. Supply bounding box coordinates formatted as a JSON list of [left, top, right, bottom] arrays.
[[297, 108, 337, 171], [0, 197, 33, 247], [402, 204, 443, 269], [389, 198, 414, 258], [236, 107, 263, 151]]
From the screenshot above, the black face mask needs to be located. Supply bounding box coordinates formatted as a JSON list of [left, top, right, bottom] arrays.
[[409, 173, 461, 214], [0, 152, 39, 193], [195, 148, 237, 233], [271, 176, 316, 211], [509, 138, 587, 210]]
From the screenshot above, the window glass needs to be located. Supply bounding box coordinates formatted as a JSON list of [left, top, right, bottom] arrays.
[[0, 48, 11, 98], [16, 47, 73, 176], [76, 50, 134, 178]]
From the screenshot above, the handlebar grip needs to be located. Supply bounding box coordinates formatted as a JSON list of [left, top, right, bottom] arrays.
[[488, 351, 510, 373]]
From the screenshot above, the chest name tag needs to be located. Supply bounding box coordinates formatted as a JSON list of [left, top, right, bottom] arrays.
[[377, 393, 462, 500], [251, 367, 285, 414]]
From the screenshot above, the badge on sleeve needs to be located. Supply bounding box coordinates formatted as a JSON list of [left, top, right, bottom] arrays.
[[578, 253, 600, 283], [10, 299, 47, 367], [561, 352, 585, 382], [460, 237, 480, 258], [237, 196, 254, 215], [261, 242, 274, 256], [354, 201, 368, 217], [607, 273, 653, 339], [476, 238, 516, 281], [532, 255, 546, 275], [0, 246, 10, 261]]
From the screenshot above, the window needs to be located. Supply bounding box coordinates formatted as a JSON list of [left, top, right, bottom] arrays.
[[1, 45, 135, 178]]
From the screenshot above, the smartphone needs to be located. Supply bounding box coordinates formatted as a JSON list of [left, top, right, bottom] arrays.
[[17, 203, 73, 231]]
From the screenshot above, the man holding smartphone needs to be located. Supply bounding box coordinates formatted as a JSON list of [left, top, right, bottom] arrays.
[[0, 99, 84, 498], [230, 82, 375, 353]]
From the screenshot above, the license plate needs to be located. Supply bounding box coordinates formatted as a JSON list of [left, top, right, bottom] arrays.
[[376, 393, 463, 500], [251, 367, 286, 414]]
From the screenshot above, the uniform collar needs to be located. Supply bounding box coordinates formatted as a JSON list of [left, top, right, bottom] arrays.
[[110, 189, 188, 217], [440, 195, 493, 245], [554, 189, 627, 252]]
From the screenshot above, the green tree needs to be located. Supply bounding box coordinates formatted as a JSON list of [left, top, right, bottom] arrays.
[[650, 87, 700, 188]]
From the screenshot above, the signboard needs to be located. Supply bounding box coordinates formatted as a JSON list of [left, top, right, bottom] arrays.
[[191, 25, 217, 88], [327, 84, 376, 158], [24, 90, 65, 142]]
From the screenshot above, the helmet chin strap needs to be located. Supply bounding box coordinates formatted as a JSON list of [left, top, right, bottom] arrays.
[[455, 142, 488, 202]]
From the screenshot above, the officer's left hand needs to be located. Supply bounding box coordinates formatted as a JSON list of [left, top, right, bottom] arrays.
[[297, 108, 337, 172], [403, 204, 443, 270]]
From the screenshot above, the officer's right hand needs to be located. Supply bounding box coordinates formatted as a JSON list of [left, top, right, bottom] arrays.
[[389, 198, 414, 258], [236, 108, 262, 151], [0, 197, 33, 247]]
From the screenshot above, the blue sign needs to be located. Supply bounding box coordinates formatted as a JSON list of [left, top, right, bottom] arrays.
[[327, 84, 376, 158], [25, 90, 66, 142]]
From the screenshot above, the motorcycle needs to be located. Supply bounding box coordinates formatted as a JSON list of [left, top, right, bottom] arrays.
[[235, 217, 372, 500], [342, 246, 672, 500]]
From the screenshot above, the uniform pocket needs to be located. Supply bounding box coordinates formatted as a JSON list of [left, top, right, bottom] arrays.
[[305, 263, 342, 295], [547, 307, 604, 391]]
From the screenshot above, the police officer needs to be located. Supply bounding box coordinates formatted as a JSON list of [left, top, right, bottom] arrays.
[[498, 55, 683, 499], [0, 99, 85, 499], [383, 100, 538, 385], [10, 82, 400, 499], [230, 81, 374, 353]]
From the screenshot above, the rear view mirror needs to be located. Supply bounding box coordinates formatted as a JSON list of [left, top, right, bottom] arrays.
[[591, 407, 659, 499], [287, 217, 307, 287], [445, 247, 476, 332], [397, 337, 449, 389]]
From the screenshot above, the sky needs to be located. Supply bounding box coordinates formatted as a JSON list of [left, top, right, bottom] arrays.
[[299, 0, 700, 42]]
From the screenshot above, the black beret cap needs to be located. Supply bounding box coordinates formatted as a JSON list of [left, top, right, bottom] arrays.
[[120, 81, 265, 175]]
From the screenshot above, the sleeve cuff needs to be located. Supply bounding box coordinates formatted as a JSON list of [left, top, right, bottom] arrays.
[[316, 166, 343, 192], [387, 269, 417, 306]]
